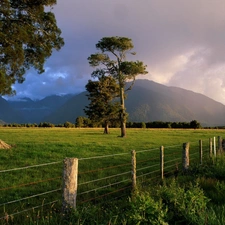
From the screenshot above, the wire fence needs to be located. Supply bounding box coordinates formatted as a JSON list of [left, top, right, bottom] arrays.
[[0, 161, 63, 222], [0, 136, 223, 222]]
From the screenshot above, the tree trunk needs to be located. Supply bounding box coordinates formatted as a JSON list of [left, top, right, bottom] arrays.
[[104, 121, 110, 134], [119, 86, 126, 137], [121, 121, 126, 137]]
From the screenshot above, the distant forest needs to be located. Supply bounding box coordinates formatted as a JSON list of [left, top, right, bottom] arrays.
[[0, 119, 207, 129]]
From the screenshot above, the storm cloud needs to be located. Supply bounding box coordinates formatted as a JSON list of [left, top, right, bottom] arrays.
[[8, 0, 225, 104]]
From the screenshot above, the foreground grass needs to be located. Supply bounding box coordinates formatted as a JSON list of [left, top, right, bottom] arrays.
[[0, 127, 225, 224]]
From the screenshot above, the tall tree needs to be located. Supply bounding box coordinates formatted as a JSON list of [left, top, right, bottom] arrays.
[[88, 36, 148, 137], [0, 0, 64, 95], [84, 75, 119, 134]]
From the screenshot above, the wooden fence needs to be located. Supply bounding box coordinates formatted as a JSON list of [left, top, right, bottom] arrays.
[[62, 136, 224, 210], [0, 136, 224, 220]]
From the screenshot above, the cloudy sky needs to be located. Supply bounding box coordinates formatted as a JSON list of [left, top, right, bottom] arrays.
[[7, 0, 225, 104]]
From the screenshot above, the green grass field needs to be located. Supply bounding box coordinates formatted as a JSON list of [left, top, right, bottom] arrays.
[[0, 127, 225, 224], [0, 127, 224, 166]]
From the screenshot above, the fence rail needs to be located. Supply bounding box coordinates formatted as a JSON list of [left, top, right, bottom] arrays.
[[0, 136, 223, 220]]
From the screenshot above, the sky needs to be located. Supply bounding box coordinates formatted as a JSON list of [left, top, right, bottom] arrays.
[[6, 0, 225, 105]]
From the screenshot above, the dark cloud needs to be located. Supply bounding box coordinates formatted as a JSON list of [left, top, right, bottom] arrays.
[[7, 0, 225, 104]]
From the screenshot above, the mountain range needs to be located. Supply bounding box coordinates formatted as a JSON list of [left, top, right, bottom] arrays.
[[1, 79, 225, 127]]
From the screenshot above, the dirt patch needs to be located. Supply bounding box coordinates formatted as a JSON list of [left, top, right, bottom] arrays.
[[0, 140, 11, 149]]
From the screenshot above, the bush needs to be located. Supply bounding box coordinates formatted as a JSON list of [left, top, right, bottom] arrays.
[[127, 192, 168, 225], [64, 121, 75, 128], [156, 179, 209, 225]]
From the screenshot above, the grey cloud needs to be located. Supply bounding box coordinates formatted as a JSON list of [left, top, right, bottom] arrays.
[[7, 0, 225, 104]]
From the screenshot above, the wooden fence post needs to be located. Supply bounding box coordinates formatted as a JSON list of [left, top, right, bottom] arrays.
[[213, 137, 216, 157], [199, 140, 203, 165], [131, 150, 136, 193], [209, 138, 212, 157], [182, 143, 189, 172], [62, 158, 78, 212], [218, 136, 222, 154], [160, 146, 164, 179]]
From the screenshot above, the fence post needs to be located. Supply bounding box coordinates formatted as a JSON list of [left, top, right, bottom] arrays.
[[218, 136, 222, 154], [209, 138, 212, 157], [62, 158, 78, 212], [199, 140, 203, 165], [160, 146, 164, 179], [182, 143, 189, 172], [213, 137, 216, 156], [131, 150, 136, 193]]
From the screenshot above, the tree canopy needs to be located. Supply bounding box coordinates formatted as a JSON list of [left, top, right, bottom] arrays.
[[0, 0, 64, 95], [88, 36, 148, 137], [84, 75, 120, 134]]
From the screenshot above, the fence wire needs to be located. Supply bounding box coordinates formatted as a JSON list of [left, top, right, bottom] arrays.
[[0, 137, 220, 220]]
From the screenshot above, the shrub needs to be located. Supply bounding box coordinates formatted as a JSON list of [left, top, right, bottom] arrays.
[[64, 121, 75, 128], [156, 179, 209, 224], [127, 193, 168, 225]]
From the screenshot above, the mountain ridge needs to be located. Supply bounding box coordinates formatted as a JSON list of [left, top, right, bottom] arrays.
[[1, 79, 225, 126]]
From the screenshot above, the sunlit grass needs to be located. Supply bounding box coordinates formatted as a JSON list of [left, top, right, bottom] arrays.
[[0, 127, 225, 224]]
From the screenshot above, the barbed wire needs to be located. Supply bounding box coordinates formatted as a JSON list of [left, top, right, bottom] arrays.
[[137, 156, 159, 164], [78, 161, 131, 175], [0, 200, 59, 221], [165, 151, 181, 157], [79, 152, 130, 161], [135, 148, 159, 154], [189, 152, 199, 157], [79, 185, 131, 204], [0, 161, 62, 174], [137, 169, 160, 178], [0, 188, 61, 207], [79, 171, 130, 186], [164, 158, 181, 164], [164, 164, 179, 170], [164, 144, 183, 149], [78, 179, 131, 196], [136, 163, 159, 172], [0, 176, 61, 191]]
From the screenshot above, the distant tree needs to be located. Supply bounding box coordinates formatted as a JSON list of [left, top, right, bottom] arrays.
[[84, 76, 120, 134], [0, 0, 64, 95], [75, 116, 84, 128], [88, 36, 148, 137], [83, 117, 91, 128], [190, 120, 201, 129], [38, 122, 54, 127], [141, 122, 146, 128], [64, 121, 75, 128], [75, 116, 90, 128]]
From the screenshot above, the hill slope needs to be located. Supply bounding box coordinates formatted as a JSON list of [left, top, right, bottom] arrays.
[[7, 94, 73, 123], [43, 79, 225, 126], [0, 97, 24, 123]]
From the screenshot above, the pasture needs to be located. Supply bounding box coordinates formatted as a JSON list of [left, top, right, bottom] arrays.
[[0, 127, 224, 165], [0, 127, 224, 224]]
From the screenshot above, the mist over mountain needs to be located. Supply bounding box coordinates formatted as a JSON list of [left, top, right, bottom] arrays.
[[0, 97, 24, 123], [1, 79, 225, 126], [2, 94, 74, 124]]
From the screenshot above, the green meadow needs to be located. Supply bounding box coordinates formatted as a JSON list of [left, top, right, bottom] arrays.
[[0, 127, 225, 224], [0, 127, 224, 165]]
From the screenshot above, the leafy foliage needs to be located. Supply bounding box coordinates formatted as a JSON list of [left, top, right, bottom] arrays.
[[88, 36, 148, 137], [0, 0, 64, 95], [156, 180, 209, 224], [84, 76, 120, 133], [128, 193, 168, 225]]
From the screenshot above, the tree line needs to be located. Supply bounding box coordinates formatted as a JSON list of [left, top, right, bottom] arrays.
[[75, 118, 202, 129], [0, 119, 202, 129]]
